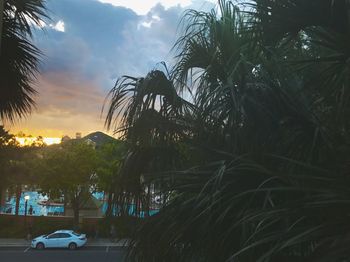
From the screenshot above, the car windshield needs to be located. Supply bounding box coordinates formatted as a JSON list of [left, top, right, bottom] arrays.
[[72, 232, 80, 236]]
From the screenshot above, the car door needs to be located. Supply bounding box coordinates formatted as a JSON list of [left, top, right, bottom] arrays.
[[57, 233, 71, 248], [45, 233, 60, 248]]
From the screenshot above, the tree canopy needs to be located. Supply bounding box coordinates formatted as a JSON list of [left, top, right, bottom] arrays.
[[38, 141, 98, 227]]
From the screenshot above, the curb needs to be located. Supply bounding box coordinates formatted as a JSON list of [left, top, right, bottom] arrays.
[[0, 244, 129, 247], [0, 241, 130, 248]]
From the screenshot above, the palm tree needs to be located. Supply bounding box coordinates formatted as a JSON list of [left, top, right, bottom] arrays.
[[104, 66, 194, 217], [105, 0, 350, 261], [0, 0, 47, 122], [0, 0, 4, 51]]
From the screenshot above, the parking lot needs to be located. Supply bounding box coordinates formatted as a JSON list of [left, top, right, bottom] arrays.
[[0, 246, 126, 262]]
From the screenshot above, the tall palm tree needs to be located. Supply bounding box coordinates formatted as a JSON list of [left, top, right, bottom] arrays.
[[0, 0, 47, 122], [104, 67, 194, 217], [0, 0, 4, 52], [105, 0, 350, 261]]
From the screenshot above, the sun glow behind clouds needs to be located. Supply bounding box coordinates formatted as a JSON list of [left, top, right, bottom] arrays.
[[98, 0, 192, 15], [43, 137, 62, 145], [15, 137, 61, 146], [52, 20, 65, 32], [32, 20, 65, 32]]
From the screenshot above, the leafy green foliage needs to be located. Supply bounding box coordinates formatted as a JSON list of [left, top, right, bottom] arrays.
[[38, 141, 98, 227]]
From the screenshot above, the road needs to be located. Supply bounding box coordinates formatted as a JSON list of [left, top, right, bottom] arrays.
[[0, 246, 126, 262]]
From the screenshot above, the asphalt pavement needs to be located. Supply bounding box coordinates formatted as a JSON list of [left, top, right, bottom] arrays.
[[0, 246, 127, 262]]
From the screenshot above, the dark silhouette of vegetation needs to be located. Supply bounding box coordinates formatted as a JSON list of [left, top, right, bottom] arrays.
[[0, 0, 48, 122], [105, 0, 350, 261], [0, 126, 17, 206], [0, 127, 41, 216], [104, 67, 193, 218], [96, 141, 127, 218]]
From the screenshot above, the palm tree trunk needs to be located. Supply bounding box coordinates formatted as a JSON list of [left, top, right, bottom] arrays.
[[15, 185, 21, 216], [0, 0, 3, 54], [73, 200, 80, 230], [105, 191, 113, 218], [63, 191, 67, 216], [116, 194, 121, 216], [0, 186, 4, 208], [146, 184, 151, 217], [137, 197, 141, 217]]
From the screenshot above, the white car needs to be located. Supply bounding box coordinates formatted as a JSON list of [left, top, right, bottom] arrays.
[[31, 230, 87, 250]]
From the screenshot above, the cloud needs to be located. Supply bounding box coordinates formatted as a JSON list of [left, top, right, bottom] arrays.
[[98, 0, 193, 15], [10, 0, 216, 137], [51, 20, 65, 32], [98, 0, 216, 15]]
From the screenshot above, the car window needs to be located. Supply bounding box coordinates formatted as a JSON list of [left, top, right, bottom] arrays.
[[47, 233, 60, 239], [60, 233, 71, 238]]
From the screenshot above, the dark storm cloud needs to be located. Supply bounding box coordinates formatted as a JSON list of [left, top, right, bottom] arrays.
[[11, 0, 215, 137], [36, 0, 137, 81]]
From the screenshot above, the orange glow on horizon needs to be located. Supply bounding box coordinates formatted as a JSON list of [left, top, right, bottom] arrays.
[[10, 127, 68, 138], [43, 137, 62, 145], [15, 137, 61, 146]]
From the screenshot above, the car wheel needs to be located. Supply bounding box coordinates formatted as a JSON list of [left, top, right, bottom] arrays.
[[68, 242, 77, 250], [36, 243, 45, 250]]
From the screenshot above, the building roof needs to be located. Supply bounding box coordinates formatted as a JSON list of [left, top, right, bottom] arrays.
[[82, 132, 118, 147]]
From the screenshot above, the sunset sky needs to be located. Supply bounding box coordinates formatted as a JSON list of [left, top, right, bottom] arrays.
[[6, 0, 215, 139]]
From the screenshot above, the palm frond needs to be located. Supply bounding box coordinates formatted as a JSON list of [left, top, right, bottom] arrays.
[[0, 0, 47, 121]]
